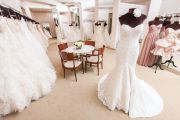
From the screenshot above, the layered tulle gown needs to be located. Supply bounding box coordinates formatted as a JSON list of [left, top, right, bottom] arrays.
[[98, 24, 163, 118], [151, 28, 180, 58], [138, 24, 162, 66], [0, 17, 56, 116]]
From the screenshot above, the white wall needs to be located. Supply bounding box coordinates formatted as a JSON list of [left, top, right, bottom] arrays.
[[159, 0, 180, 15], [98, 9, 111, 21]]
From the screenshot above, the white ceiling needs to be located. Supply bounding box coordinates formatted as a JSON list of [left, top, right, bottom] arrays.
[[22, 0, 150, 6], [22, 0, 151, 12]]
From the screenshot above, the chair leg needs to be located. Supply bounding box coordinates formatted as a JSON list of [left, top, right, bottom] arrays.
[[97, 63, 99, 76], [63, 68, 66, 78], [85, 62, 87, 73], [73, 69, 77, 82], [101, 61, 103, 69], [90, 63, 92, 67], [82, 63, 84, 74]]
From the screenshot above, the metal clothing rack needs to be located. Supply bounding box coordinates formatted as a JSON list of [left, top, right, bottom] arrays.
[[0, 2, 39, 24]]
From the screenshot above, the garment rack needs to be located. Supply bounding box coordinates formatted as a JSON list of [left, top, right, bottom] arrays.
[[0, 3, 39, 24]]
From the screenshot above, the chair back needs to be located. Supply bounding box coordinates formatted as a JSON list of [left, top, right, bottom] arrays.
[[60, 51, 75, 61], [84, 40, 95, 47], [58, 43, 68, 51], [98, 45, 105, 56]]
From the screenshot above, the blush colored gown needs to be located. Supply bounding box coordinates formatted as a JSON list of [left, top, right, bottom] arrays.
[[137, 24, 162, 66], [98, 24, 163, 118], [151, 28, 180, 58]]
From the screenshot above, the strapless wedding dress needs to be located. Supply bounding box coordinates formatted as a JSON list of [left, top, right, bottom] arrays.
[[98, 24, 163, 118]]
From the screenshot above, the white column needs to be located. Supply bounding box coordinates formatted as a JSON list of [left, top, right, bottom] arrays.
[[94, 0, 99, 22], [67, 7, 72, 24], [78, 3, 84, 41], [142, 0, 162, 39], [110, 0, 121, 49]]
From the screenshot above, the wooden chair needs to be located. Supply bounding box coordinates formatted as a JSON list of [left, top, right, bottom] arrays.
[[84, 46, 105, 76], [84, 40, 96, 55], [84, 40, 95, 47], [59, 51, 84, 82], [58, 43, 68, 51]]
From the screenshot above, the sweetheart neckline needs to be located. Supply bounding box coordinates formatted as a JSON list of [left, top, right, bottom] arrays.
[[121, 24, 143, 29], [165, 27, 180, 32]]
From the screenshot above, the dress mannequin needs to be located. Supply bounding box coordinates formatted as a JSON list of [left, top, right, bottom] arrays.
[[98, 8, 163, 118], [149, 18, 171, 72], [161, 20, 180, 67], [138, 17, 163, 67], [149, 17, 163, 26], [166, 21, 180, 30], [119, 8, 146, 27]]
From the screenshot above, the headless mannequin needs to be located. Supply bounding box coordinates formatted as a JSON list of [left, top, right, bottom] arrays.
[[104, 21, 107, 27], [119, 8, 147, 28], [149, 17, 163, 26], [166, 21, 180, 30], [161, 18, 179, 68], [149, 18, 171, 72]]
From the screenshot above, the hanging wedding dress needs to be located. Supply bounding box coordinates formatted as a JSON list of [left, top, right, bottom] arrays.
[[83, 21, 93, 40], [0, 17, 56, 116], [55, 25, 62, 43], [37, 25, 49, 48], [28, 23, 48, 50], [68, 25, 76, 42], [94, 24, 105, 48], [43, 27, 52, 39], [103, 25, 111, 47], [98, 24, 163, 118], [75, 26, 81, 41]]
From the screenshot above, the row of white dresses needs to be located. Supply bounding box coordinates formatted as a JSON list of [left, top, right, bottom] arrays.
[[83, 21, 94, 40], [93, 23, 111, 48], [67, 25, 81, 42], [0, 17, 56, 116]]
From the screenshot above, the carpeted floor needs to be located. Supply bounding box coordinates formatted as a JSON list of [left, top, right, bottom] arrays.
[[3, 40, 180, 120]]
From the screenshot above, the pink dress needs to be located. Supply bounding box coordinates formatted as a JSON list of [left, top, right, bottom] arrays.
[[151, 28, 180, 58], [138, 24, 162, 66]]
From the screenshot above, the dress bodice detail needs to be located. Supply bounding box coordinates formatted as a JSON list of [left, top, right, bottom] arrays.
[[148, 24, 162, 33]]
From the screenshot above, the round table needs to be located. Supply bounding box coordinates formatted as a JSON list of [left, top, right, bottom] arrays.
[[64, 45, 94, 54]]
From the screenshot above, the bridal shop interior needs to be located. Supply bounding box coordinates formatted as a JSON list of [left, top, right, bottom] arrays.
[[0, 0, 180, 120]]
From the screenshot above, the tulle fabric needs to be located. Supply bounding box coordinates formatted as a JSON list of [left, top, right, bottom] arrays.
[[98, 24, 163, 118], [0, 17, 56, 116], [151, 28, 180, 58]]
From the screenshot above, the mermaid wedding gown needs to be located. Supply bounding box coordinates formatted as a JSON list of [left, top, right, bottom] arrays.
[[98, 24, 163, 118]]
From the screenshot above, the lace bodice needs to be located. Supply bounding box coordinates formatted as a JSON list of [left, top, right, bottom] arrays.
[[149, 24, 162, 33], [119, 24, 143, 45]]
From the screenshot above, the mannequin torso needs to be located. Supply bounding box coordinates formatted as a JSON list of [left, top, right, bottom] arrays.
[[166, 21, 180, 30], [149, 17, 163, 26], [119, 12, 146, 28]]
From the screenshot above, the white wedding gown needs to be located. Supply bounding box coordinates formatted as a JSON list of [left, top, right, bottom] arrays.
[[0, 17, 56, 116], [98, 24, 163, 118], [103, 25, 111, 47], [94, 25, 105, 48]]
